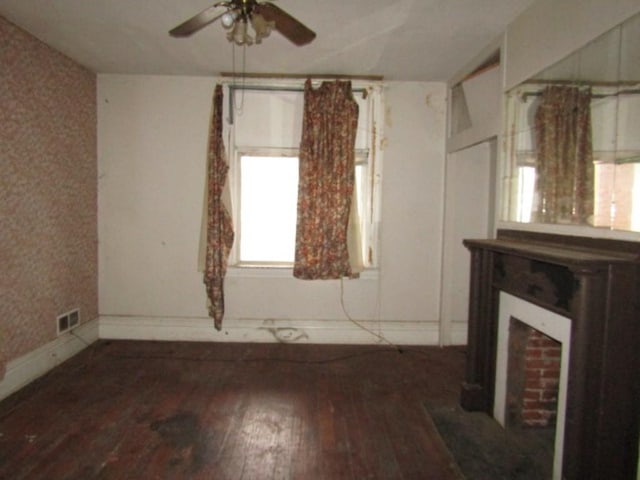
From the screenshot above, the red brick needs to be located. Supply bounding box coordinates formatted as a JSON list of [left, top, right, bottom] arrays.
[[541, 368, 561, 378], [543, 346, 562, 355], [523, 399, 544, 409], [523, 390, 542, 400], [525, 379, 545, 390], [526, 358, 556, 369], [525, 348, 543, 358], [540, 378, 559, 391], [522, 410, 547, 420]]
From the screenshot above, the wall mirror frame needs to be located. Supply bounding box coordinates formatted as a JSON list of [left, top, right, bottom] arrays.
[[500, 11, 640, 234]]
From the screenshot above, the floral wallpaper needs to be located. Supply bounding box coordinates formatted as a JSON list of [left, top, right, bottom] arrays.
[[0, 16, 97, 378]]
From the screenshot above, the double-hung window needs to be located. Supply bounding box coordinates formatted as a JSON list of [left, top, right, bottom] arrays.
[[226, 81, 383, 269]]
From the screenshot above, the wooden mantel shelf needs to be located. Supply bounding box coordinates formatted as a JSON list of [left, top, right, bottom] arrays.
[[464, 237, 639, 267], [461, 229, 640, 480]]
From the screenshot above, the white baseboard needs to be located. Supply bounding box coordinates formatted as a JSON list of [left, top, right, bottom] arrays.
[[0, 318, 99, 401], [99, 315, 442, 346], [0, 315, 452, 400]]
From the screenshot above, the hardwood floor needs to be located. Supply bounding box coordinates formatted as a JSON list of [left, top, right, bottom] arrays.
[[0, 340, 467, 479]]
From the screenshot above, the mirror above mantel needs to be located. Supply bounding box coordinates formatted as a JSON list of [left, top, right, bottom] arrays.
[[500, 11, 640, 233]]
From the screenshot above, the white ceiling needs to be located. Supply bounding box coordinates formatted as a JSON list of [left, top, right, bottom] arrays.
[[0, 0, 534, 81]]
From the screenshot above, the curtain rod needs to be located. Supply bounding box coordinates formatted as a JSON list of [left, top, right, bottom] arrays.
[[227, 84, 369, 94], [220, 72, 383, 81], [524, 79, 639, 87], [520, 87, 640, 101], [225, 83, 372, 124]]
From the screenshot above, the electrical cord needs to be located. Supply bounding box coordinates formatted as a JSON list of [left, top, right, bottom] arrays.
[[339, 277, 403, 353]]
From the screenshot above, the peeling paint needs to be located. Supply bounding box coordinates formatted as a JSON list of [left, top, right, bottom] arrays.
[[425, 93, 446, 116], [384, 105, 393, 128], [425, 93, 433, 107]]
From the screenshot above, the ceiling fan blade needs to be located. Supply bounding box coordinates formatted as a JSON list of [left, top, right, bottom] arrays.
[[169, 2, 231, 37], [254, 2, 316, 46]]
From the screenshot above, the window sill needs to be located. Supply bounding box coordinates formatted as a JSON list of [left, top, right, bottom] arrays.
[[227, 265, 379, 280]]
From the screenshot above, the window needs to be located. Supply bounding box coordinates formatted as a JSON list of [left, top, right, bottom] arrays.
[[503, 84, 640, 232], [236, 149, 374, 267], [593, 156, 640, 230], [513, 155, 640, 230], [516, 165, 535, 223], [239, 154, 298, 264], [227, 82, 383, 269]]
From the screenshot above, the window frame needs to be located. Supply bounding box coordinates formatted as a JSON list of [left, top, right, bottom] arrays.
[[224, 81, 384, 271]]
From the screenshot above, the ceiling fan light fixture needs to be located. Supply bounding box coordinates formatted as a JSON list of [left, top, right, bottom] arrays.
[[169, 0, 316, 46], [227, 18, 253, 46]]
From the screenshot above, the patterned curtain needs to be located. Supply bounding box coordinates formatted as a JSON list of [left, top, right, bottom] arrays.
[[533, 86, 594, 224], [293, 79, 359, 280], [203, 85, 234, 330]]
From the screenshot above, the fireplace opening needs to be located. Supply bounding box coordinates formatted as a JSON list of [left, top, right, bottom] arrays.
[[494, 292, 572, 480], [498, 317, 559, 476], [506, 318, 561, 430]]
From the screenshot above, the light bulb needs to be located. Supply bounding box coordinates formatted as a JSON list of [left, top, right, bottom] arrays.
[[221, 10, 236, 29]]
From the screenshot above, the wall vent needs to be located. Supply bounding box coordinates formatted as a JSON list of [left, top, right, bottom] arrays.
[[57, 308, 80, 335]]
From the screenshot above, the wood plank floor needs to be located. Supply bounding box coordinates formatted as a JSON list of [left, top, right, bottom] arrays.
[[0, 340, 467, 479]]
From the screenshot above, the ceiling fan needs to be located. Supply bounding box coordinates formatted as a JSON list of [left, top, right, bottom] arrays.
[[169, 0, 316, 47]]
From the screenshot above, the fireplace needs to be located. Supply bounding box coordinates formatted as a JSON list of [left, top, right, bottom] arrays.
[[461, 230, 640, 480]]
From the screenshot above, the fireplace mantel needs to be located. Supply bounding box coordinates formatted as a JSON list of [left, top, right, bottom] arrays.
[[462, 229, 640, 480]]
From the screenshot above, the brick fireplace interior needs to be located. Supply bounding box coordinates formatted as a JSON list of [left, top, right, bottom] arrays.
[[506, 318, 561, 430]]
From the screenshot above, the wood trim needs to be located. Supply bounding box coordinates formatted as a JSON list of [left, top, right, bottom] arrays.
[[0, 318, 99, 401], [98, 316, 441, 346]]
